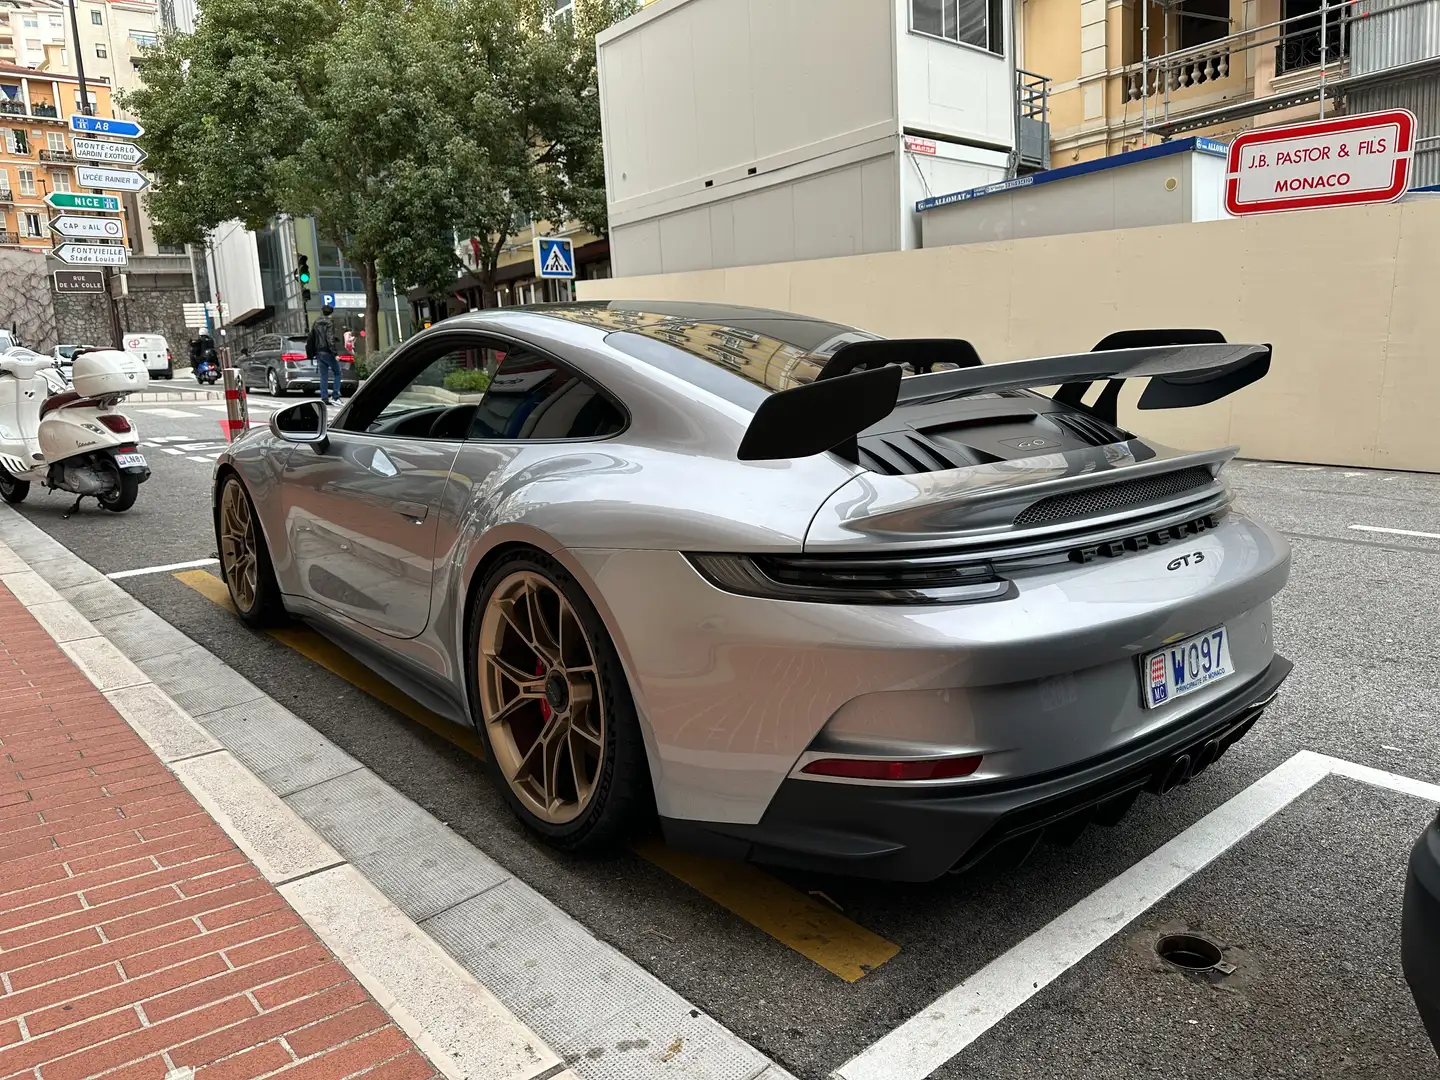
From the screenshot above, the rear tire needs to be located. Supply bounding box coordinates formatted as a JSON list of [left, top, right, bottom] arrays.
[[98, 472, 139, 513], [267, 370, 285, 397], [217, 474, 286, 627], [468, 549, 652, 852], [0, 469, 29, 505]]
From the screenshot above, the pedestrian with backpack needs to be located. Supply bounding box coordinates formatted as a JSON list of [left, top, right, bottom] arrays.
[[307, 307, 342, 406]]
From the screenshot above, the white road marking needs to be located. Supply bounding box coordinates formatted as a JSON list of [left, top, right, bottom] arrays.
[[134, 407, 200, 419], [187, 455, 217, 464], [161, 447, 185, 455], [105, 558, 220, 580], [1349, 524, 1440, 541], [145, 435, 186, 443], [833, 750, 1440, 1080]]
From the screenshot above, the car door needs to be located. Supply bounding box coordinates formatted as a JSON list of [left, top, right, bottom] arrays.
[[276, 333, 493, 638], [241, 337, 268, 388]]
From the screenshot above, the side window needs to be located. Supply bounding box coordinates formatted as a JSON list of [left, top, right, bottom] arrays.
[[351, 338, 501, 439], [469, 348, 625, 441]]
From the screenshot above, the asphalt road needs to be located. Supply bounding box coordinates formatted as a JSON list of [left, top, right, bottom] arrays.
[[8, 413, 1439, 1080]]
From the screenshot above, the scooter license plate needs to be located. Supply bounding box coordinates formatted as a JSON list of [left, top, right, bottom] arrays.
[[114, 453, 147, 469]]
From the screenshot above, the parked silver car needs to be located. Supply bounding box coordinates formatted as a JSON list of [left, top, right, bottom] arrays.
[[211, 302, 1292, 881]]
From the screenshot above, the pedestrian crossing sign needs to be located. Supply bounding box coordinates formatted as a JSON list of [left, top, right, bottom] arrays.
[[534, 236, 576, 280]]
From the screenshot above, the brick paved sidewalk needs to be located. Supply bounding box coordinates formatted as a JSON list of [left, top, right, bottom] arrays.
[[0, 585, 442, 1080]]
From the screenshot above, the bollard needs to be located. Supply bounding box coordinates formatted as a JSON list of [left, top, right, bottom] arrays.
[[221, 366, 249, 442]]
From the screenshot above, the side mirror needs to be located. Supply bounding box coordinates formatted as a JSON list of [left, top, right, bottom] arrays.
[[270, 400, 328, 445]]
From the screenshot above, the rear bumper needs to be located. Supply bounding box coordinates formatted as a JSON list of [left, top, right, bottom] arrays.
[[1403, 814, 1440, 1053], [661, 654, 1292, 882]]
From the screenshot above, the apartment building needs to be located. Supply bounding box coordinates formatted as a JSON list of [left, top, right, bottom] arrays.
[[0, 0, 168, 252], [0, 63, 130, 250], [1020, 0, 1440, 183]]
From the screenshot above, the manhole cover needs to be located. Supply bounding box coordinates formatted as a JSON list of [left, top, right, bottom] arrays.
[[1155, 933, 1235, 975]]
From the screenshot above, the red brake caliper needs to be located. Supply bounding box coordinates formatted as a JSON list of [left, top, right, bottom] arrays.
[[537, 658, 551, 722]]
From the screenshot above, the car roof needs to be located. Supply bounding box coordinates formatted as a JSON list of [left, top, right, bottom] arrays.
[[517, 301, 882, 396]]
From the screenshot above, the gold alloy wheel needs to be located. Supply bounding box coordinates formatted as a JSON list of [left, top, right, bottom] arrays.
[[219, 480, 259, 613], [479, 570, 605, 825]]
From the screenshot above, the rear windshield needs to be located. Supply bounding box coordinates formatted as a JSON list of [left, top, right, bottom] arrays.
[[540, 302, 881, 407]]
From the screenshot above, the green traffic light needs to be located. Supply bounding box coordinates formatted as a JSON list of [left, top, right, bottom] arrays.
[[299, 270, 310, 284]]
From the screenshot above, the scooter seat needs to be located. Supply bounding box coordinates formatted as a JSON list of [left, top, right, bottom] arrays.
[[39, 391, 83, 418]]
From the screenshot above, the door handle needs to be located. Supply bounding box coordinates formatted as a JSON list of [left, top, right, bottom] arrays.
[[394, 502, 428, 523]]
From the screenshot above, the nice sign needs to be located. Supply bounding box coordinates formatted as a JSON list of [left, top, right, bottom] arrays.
[[1225, 109, 1416, 216]]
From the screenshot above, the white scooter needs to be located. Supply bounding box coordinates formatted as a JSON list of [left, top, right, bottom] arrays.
[[0, 346, 151, 515]]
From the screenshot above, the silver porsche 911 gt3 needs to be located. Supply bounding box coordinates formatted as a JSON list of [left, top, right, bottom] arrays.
[[212, 301, 1292, 881]]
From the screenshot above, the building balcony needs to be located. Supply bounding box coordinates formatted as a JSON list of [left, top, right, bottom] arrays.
[[0, 231, 18, 245], [0, 99, 26, 116], [38, 149, 75, 163], [0, 190, 12, 204], [1124, 42, 1237, 102], [30, 103, 60, 119]]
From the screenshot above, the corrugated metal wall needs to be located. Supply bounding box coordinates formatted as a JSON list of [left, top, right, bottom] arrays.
[[1350, 0, 1440, 74], [1350, 76, 1440, 187], [1348, 0, 1440, 187]]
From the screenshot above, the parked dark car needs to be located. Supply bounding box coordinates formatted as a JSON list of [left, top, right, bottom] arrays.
[[1403, 811, 1440, 1054], [239, 334, 357, 397]]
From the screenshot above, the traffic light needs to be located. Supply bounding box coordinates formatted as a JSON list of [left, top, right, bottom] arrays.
[[295, 254, 312, 302]]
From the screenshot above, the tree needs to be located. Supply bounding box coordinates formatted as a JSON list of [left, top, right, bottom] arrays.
[[123, 0, 334, 244], [125, 0, 634, 348]]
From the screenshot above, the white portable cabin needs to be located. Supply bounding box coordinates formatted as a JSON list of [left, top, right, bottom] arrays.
[[598, 0, 1024, 277]]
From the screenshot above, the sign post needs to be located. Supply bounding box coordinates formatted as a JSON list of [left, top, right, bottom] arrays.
[[52, 243, 128, 267], [45, 192, 121, 213], [1225, 109, 1416, 216], [74, 165, 149, 193], [71, 137, 147, 166], [52, 270, 106, 293], [68, 115, 143, 139], [534, 236, 576, 280], [49, 215, 124, 241]]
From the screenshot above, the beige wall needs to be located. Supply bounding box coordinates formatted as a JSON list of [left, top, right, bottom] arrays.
[[580, 199, 1440, 473]]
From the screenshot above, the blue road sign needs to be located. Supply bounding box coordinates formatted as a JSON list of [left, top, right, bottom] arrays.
[[322, 293, 335, 308], [69, 115, 144, 139], [534, 236, 576, 280]]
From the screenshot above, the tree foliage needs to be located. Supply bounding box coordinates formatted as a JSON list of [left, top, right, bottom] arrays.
[[123, 0, 632, 348]]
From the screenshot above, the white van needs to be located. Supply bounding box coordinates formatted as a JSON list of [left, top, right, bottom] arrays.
[[123, 333, 171, 379]]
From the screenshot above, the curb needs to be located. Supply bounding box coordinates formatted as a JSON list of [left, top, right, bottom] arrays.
[[0, 533, 575, 1080], [0, 505, 795, 1080]]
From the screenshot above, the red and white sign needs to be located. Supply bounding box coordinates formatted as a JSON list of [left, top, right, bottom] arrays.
[[1225, 109, 1416, 216], [903, 135, 938, 156]]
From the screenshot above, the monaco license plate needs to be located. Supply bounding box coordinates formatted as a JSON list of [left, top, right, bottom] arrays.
[[1143, 627, 1232, 708], [114, 453, 146, 469]]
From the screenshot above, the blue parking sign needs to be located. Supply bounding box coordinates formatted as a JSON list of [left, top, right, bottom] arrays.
[[534, 237, 576, 280]]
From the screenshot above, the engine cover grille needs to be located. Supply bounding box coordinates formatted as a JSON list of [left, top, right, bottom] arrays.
[[1013, 466, 1216, 527]]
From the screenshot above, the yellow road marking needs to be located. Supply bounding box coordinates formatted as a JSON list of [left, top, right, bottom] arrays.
[[174, 569, 486, 758], [175, 568, 900, 980], [633, 841, 899, 981]]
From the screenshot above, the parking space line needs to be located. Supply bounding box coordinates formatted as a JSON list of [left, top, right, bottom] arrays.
[[174, 567, 902, 982], [1349, 523, 1440, 540], [635, 841, 900, 982], [832, 750, 1438, 1080], [106, 557, 219, 580]]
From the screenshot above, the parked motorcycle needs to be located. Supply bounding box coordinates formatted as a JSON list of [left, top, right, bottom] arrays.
[[195, 358, 220, 385], [0, 346, 151, 514]]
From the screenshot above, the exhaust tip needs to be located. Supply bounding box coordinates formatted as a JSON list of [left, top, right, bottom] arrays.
[[1154, 753, 1193, 795], [1190, 739, 1221, 778]]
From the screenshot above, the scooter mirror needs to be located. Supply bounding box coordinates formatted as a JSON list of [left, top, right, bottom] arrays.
[[270, 400, 328, 446]]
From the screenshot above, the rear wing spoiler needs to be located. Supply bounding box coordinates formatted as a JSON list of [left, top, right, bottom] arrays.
[[737, 330, 1271, 462]]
